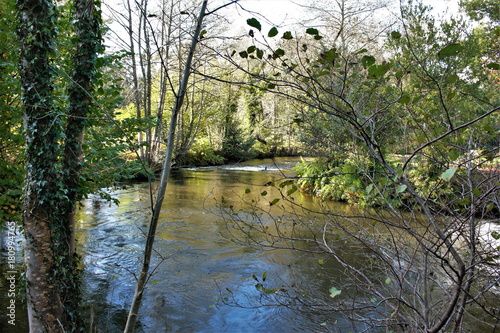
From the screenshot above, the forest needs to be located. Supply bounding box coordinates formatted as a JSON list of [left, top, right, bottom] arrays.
[[0, 0, 499, 332]]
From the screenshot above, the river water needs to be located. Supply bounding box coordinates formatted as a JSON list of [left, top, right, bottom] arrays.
[[77, 157, 351, 332], [1, 157, 498, 332]]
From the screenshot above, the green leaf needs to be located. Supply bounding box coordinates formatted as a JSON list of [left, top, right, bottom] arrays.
[[366, 184, 374, 193], [261, 190, 268, 196], [329, 287, 342, 298], [368, 63, 391, 79], [267, 83, 276, 89], [361, 55, 376, 68], [398, 95, 411, 104], [245, 188, 251, 194], [262, 272, 267, 281], [256, 48, 264, 59], [268, 27, 278, 37], [263, 288, 279, 293], [437, 43, 463, 58], [318, 259, 324, 265], [440, 167, 457, 181], [251, 273, 259, 281], [306, 28, 319, 35], [396, 185, 407, 193], [385, 277, 391, 284], [247, 45, 256, 54], [491, 231, 500, 240], [314, 35, 323, 40], [391, 31, 402, 39], [239, 51, 248, 58], [287, 187, 297, 196], [247, 18, 262, 31], [354, 48, 368, 55], [279, 180, 294, 188], [199, 29, 207, 39], [446, 74, 459, 83], [282, 31, 293, 40], [270, 198, 280, 206], [486, 63, 500, 70], [272, 48, 285, 59]]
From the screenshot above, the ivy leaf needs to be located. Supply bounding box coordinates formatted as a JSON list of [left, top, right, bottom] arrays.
[[268, 27, 278, 37], [440, 167, 457, 181], [437, 43, 463, 58], [247, 18, 261, 31]]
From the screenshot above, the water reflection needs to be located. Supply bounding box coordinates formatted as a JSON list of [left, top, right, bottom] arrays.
[[77, 158, 361, 332]]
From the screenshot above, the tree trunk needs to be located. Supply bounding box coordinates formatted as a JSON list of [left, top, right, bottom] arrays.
[[123, 1, 208, 331], [127, 0, 144, 159], [17, 0, 64, 331], [60, 0, 102, 329]]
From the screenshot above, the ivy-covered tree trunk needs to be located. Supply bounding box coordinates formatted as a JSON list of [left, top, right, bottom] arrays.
[[18, 0, 102, 331], [17, 0, 65, 331], [59, 0, 102, 329]]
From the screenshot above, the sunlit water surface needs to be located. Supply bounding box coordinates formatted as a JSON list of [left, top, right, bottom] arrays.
[[77, 157, 365, 332]]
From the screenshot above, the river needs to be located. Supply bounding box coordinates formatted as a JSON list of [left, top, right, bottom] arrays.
[[77, 157, 351, 332], [2, 157, 497, 332]]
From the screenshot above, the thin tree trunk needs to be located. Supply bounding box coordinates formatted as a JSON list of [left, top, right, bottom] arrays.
[[123, 1, 208, 331], [17, 0, 64, 331], [127, 0, 143, 159], [151, 0, 176, 162]]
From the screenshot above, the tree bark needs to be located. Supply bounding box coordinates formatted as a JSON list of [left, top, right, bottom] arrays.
[[17, 0, 64, 331], [60, 0, 102, 329], [123, 1, 208, 331]]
